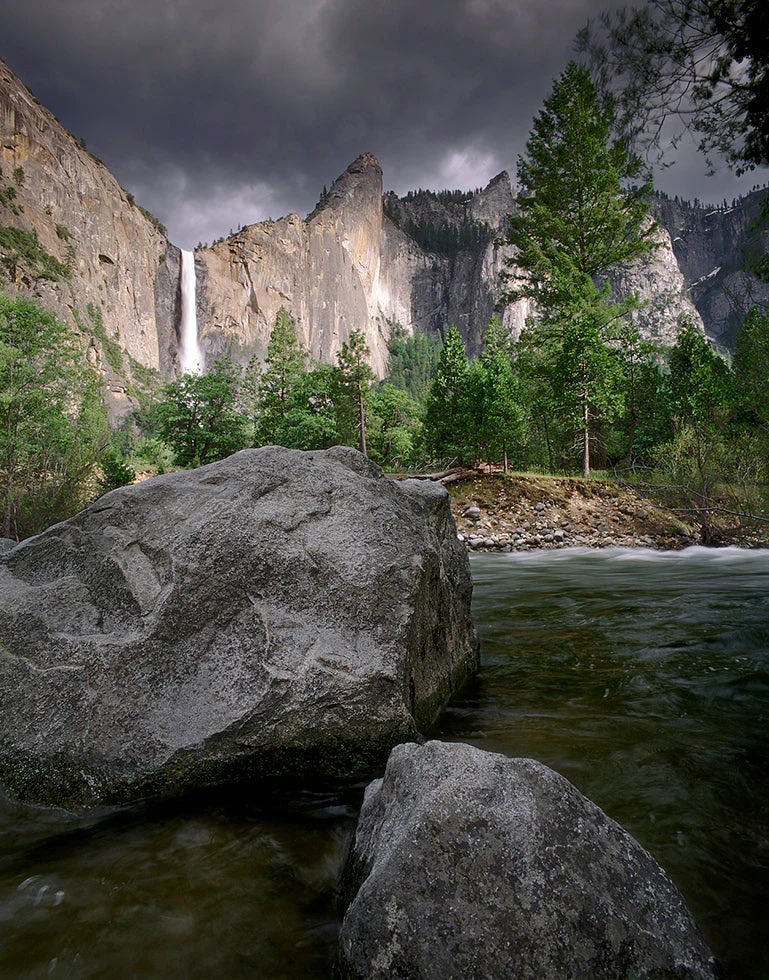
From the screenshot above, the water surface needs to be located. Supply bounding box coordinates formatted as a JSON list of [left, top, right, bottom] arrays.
[[434, 547, 769, 980], [1, 547, 767, 978]]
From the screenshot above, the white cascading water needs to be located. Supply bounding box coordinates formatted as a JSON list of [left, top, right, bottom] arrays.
[[179, 249, 203, 373]]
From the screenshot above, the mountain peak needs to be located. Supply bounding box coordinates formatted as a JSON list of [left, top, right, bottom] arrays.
[[308, 153, 383, 220]]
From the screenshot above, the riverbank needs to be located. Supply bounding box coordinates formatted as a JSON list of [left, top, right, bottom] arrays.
[[448, 472, 769, 551]]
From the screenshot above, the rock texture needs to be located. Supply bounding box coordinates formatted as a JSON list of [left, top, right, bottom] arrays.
[[337, 741, 719, 980], [609, 222, 704, 347], [0, 58, 176, 418], [652, 190, 769, 349], [0, 447, 477, 808]]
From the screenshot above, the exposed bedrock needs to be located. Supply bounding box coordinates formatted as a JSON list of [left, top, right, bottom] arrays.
[[336, 741, 719, 980], [0, 447, 477, 808]]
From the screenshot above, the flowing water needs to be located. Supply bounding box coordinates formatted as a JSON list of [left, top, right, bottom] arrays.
[[179, 249, 202, 374], [1, 547, 767, 978]]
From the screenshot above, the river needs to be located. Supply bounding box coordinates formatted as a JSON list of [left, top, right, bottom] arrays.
[[1, 547, 767, 978]]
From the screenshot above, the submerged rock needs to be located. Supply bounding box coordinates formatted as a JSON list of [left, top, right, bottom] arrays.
[[0, 448, 477, 808], [337, 741, 719, 980]]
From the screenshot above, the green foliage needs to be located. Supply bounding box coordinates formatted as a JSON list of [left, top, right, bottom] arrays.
[[100, 441, 136, 491], [55, 224, 70, 241], [0, 226, 71, 282], [0, 184, 19, 213], [385, 325, 441, 401], [504, 61, 656, 475], [368, 384, 423, 469], [11, 167, 24, 188], [126, 353, 161, 393], [668, 319, 732, 424], [613, 327, 673, 464], [0, 294, 109, 538], [280, 364, 339, 450], [333, 330, 375, 455], [383, 192, 493, 257], [475, 318, 525, 471], [86, 302, 124, 373], [254, 308, 307, 445], [422, 326, 473, 464], [732, 306, 769, 426], [157, 356, 246, 467]]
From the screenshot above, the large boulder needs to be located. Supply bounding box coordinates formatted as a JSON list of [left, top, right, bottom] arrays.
[[337, 741, 719, 980], [0, 447, 477, 808]]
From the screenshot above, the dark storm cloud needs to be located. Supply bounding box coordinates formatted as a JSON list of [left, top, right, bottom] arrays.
[[1, 0, 765, 246]]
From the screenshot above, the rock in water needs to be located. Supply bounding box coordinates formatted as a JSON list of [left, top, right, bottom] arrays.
[[337, 741, 719, 980], [0, 448, 477, 808]]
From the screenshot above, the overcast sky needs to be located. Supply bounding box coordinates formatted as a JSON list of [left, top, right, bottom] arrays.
[[2, 0, 767, 249]]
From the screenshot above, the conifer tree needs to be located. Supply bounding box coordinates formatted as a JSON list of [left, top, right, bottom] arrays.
[[477, 317, 524, 474], [334, 330, 375, 456], [256, 307, 306, 444], [504, 61, 656, 475], [423, 326, 472, 464]]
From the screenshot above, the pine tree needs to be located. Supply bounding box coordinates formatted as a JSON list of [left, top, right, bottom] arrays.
[[256, 307, 306, 444], [423, 326, 472, 464], [477, 317, 524, 474], [334, 330, 375, 456], [733, 306, 769, 426], [503, 61, 656, 476]]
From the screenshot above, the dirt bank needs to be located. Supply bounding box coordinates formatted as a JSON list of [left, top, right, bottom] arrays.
[[448, 473, 768, 551]]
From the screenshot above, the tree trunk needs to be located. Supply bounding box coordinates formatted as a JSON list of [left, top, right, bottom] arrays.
[[503, 447, 509, 476], [582, 398, 590, 478]]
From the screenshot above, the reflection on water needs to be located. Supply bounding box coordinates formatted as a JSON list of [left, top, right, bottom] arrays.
[[1, 547, 767, 978], [433, 547, 769, 980]]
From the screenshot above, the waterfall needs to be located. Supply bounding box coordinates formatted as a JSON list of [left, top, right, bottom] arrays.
[[179, 249, 203, 373]]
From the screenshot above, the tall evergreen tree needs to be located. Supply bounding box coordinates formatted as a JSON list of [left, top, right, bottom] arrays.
[[334, 330, 375, 456], [422, 325, 472, 464], [503, 61, 656, 475], [732, 306, 769, 427], [477, 317, 524, 474], [256, 307, 306, 443]]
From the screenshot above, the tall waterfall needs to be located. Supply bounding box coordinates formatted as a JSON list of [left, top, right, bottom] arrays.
[[179, 249, 203, 373]]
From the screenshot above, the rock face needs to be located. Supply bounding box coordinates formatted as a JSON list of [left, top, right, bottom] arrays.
[[0, 58, 177, 419], [609, 222, 704, 347], [1, 55, 763, 402], [337, 741, 719, 980], [0, 447, 477, 808], [652, 190, 769, 349]]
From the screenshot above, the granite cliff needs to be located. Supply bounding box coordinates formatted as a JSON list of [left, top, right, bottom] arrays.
[[0, 57, 765, 415], [0, 58, 180, 420]]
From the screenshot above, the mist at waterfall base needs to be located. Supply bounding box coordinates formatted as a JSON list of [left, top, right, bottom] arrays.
[[179, 249, 203, 374], [1, 546, 767, 978]]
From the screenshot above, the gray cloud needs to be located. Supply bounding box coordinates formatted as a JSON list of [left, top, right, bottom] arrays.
[[2, 0, 766, 246]]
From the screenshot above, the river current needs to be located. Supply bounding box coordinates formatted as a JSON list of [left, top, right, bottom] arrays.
[[1, 547, 767, 978]]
